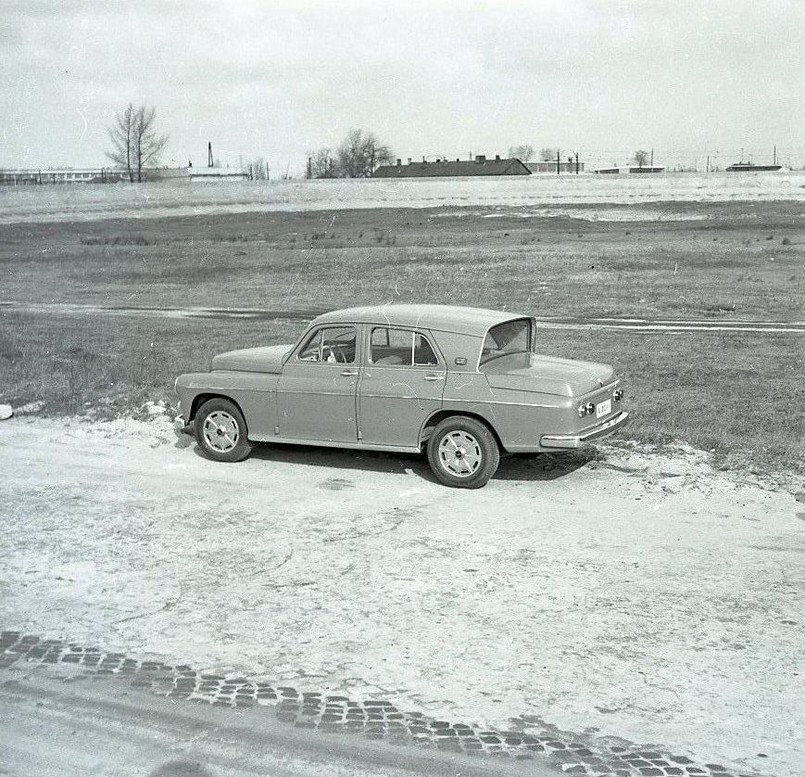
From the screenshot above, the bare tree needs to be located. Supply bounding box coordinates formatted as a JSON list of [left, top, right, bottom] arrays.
[[106, 104, 136, 182], [634, 149, 649, 168], [539, 147, 560, 161], [336, 129, 394, 178], [106, 103, 168, 183], [508, 144, 534, 161], [131, 106, 168, 182], [248, 157, 268, 180], [310, 148, 337, 178]]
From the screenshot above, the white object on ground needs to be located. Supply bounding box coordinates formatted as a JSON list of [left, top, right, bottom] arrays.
[[14, 400, 45, 415]]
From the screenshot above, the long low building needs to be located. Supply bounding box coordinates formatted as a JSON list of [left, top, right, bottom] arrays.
[[186, 166, 250, 181], [374, 155, 531, 178], [0, 166, 250, 185], [525, 160, 585, 173], [0, 168, 127, 185], [593, 165, 667, 174]]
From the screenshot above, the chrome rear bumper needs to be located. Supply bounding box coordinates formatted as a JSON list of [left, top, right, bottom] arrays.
[[540, 411, 629, 449]]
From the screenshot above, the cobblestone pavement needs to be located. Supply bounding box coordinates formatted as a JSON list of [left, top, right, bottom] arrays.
[[1, 631, 761, 777]]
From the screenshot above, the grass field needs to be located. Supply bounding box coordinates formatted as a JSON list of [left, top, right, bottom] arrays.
[[1, 198, 803, 476]]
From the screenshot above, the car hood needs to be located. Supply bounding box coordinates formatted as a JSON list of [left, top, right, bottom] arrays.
[[481, 352, 615, 397], [210, 344, 292, 374]]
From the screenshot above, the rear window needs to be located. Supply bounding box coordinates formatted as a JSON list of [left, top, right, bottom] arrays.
[[480, 319, 532, 364]]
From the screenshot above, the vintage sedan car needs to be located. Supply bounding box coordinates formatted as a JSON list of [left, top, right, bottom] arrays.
[[174, 305, 628, 488]]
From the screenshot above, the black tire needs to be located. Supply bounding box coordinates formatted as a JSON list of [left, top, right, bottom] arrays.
[[194, 398, 253, 463], [426, 416, 500, 488]]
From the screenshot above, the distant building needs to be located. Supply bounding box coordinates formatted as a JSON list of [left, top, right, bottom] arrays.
[[186, 166, 250, 182], [0, 168, 127, 185], [373, 155, 531, 178], [0, 165, 249, 185], [525, 160, 585, 174], [725, 161, 782, 172], [628, 165, 666, 174], [593, 165, 666, 175]]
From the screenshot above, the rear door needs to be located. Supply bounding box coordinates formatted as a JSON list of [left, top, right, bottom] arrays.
[[358, 327, 446, 448]]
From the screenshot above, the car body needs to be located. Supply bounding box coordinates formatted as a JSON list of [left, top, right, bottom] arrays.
[[174, 304, 628, 487]]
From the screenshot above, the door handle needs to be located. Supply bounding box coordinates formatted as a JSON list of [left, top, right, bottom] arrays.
[[424, 374, 445, 381], [341, 369, 359, 377]]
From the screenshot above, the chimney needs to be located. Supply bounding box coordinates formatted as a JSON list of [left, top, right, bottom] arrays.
[[396, 158, 401, 166], [407, 158, 412, 164], [475, 154, 486, 163], [495, 154, 501, 161]]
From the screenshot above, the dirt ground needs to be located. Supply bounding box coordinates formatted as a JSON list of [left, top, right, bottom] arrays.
[[1, 413, 802, 776]]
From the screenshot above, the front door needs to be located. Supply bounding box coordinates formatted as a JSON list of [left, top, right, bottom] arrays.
[[277, 325, 359, 443], [358, 327, 446, 448]]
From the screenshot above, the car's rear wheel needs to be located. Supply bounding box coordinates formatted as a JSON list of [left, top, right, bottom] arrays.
[[195, 398, 253, 463], [427, 416, 499, 488]]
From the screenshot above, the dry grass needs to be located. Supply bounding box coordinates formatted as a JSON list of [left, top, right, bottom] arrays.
[[0, 200, 803, 475]]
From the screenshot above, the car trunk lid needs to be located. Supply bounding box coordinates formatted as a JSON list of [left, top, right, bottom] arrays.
[[480, 352, 615, 397]]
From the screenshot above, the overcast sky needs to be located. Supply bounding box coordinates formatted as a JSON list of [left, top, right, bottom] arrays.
[[2, 0, 803, 173]]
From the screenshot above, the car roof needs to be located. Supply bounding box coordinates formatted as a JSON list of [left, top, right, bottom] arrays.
[[310, 305, 527, 337]]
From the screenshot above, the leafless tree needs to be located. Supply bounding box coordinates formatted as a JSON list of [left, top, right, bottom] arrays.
[[634, 149, 649, 168], [310, 148, 337, 178], [248, 157, 268, 180], [106, 104, 136, 182], [335, 129, 394, 178], [106, 103, 168, 183], [539, 147, 560, 161], [508, 144, 534, 161], [131, 106, 168, 182]]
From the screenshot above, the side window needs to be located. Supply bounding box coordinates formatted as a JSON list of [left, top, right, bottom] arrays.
[[297, 327, 356, 364], [413, 332, 438, 365], [370, 328, 438, 366]]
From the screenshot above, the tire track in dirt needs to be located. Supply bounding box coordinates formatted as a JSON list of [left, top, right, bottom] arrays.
[[2, 301, 803, 334]]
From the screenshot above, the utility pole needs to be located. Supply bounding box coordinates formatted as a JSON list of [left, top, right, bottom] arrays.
[[773, 145, 777, 165], [207, 141, 214, 168], [556, 150, 560, 175], [650, 148, 654, 169], [575, 151, 579, 175], [306, 156, 312, 179]]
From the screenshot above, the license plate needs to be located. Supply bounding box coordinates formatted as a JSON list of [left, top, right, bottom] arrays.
[[596, 399, 612, 418]]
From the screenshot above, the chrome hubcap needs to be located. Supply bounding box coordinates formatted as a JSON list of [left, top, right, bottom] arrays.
[[202, 411, 239, 453], [438, 430, 482, 478]]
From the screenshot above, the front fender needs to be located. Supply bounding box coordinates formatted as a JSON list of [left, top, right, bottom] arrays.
[[174, 371, 281, 440]]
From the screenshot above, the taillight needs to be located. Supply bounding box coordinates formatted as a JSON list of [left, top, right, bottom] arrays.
[[614, 388, 624, 402], [578, 401, 596, 417]]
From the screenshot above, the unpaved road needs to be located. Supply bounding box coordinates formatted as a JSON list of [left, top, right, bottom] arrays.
[[1, 415, 803, 776]]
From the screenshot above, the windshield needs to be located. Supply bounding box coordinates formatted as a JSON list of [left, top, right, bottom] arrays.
[[479, 318, 532, 364]]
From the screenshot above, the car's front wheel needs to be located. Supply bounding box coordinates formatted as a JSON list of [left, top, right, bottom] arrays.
[[426, 416, 499, 488], [195, 398, 253, 463]]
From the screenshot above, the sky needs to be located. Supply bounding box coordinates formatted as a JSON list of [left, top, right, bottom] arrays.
[[2, 0, 803, 174]]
